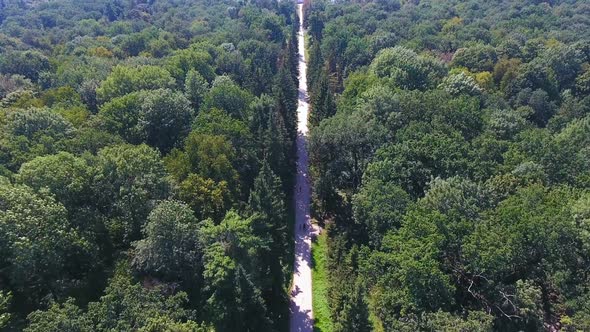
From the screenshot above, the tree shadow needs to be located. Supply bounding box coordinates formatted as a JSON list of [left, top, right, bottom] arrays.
[[289, 301, 314, 332]]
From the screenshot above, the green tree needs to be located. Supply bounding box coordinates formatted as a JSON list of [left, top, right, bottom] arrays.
[[333, 280, 372, 332], [309, 71, 336, 127], [98, 89, 193, 152], [17, 152, 94, 209], [451, 44, 498, 72], [94, 144, 170, 246], [202, 76, 253, 120], [199, 212, 272, 331], [248, 160, 287, 315], [352, 178, 410, 247], [184, 69, 208, 109], [369, 46, 446, 90], [0, 291, 11, 329], [0, 50, 50, 82], [184, 132, 240, 195], [165, 48, 215, 85], [177, 174, 231, 221], [26, 263, 201, 332], [139, 88, 193, 153], [96, 65, 175, 102], [132, 200, 201, 282], [0, 182, 95, 309]]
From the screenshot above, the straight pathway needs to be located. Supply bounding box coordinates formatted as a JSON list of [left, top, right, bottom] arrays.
[[290, 3, 318, 332]]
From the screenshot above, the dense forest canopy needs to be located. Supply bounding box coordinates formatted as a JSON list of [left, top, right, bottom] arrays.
[[1, 0, 590, 331], [0, 0, 299, 330], [304, 0, 590, 331]]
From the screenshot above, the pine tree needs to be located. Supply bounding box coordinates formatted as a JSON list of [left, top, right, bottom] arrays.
[[273, 65, 298, 142], [333, 280, 372, 332], [248, 160, 288, 320], [307, 41, 324, 90], [309, 71, 336, 127]]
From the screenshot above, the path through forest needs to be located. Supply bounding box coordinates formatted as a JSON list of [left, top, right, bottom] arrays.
[[290, 3, 318, 332]]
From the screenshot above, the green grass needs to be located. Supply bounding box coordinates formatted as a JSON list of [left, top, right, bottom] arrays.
[[311, 231, 333, 332]]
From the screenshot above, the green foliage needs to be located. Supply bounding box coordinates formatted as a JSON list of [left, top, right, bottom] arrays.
[[25, 265, 203, 332], [0, 50, 50, 82], [132, 200, 201, 282], [183, 132, 239, 194], [96, 65, 176, 102], [177, 174, 231, 221], [0, 0, 298, 328], [184, 69, 208, 109], [202, 76, 253, 120], [17, 152, 94, 209], [309, 72, 336, 127], [98, 89, 192, 152], [452, 45, 498, 72], [0, 181, 95, 309], [248, 160, 288, 310], [0, 291, 11, 329], [0, 107, 75, 170], [199, 211, 273, 331], [440, 72, 482, 96], [94, 144, 170, 246], [369, 46, 446, 90], [352, 178, 410, 247], [306, 1, 590, 330]]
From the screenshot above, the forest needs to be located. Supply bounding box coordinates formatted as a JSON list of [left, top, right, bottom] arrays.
[[303, 0, 590, 331], [0, 0, 299, 330], [1, 0, 590, 331]]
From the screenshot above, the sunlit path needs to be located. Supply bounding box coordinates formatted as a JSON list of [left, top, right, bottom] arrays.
[[289, 3, 319, 332]]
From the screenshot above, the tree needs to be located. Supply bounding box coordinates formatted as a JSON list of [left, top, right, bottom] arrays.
[[98, 89, 193, 152], [0, 107, 75, 170], [184, 69, 208, 109], [249, 94, 291, 185], [451, 44, 498, 72], [17, 152, 94, 210], [0, 291, 11, 329], [273, 65, 298, 142], [199, 211, 272, 331], [369, 46, 446, 90], [26, 263, 203, 332], [0, 181, 95, 310], [184, 132, 240, 195], [307, 41, 324, 90], [333, 280, 372, 332], [202, 76, 253, 120], [440, 72, 482, 96], [96, 65, 175, 102], [94, 144, 170, 246], [352, 178, 410, 248], [0, 51, 50, 82], [165, 48, 215, 85], [0, 74, 33, 100], [309, 71, 336, 127], [464, 185, 583, 329], [132, 200, 201, 282], [248, 160, 287, 314], [177, 174, 231, 221], [193, 108, 257, 191], [364, 126, 470, 198], [138, 89, 193, 153]]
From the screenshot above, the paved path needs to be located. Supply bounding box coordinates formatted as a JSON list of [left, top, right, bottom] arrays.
[[290, 4, 318, 332]]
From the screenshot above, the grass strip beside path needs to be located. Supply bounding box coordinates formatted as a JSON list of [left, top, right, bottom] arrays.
[[311, 230, 332, 332]]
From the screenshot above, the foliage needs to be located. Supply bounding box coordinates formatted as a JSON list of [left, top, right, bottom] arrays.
[[306, 0, 590, 330], [0, 0, 298, 329]]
